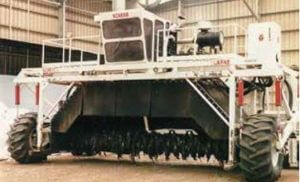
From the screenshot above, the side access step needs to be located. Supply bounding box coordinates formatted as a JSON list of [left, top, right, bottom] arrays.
[[186, 79, 229, 126]]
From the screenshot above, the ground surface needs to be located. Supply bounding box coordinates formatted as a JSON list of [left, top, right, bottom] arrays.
[[0, 154, 298, 182]]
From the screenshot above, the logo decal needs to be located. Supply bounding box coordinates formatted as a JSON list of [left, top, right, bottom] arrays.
[[259, 34, 264, 41], [113, 12, 129, 19], [215, 59, 230, 65]]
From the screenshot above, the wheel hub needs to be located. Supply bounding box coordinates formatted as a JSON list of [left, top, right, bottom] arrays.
[[29, 129, 38, 150]]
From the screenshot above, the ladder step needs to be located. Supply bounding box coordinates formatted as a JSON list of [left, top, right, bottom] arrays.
[[194, 82, 229, 120]]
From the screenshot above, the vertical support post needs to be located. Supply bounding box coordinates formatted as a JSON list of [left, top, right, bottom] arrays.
[[27, 0, 30, 41], [36, 82, 44, 150], [193, 28, 197, 56], [266, 87, 270, 111], [238, 79, 244, 128], [26, 49, 29, 68], [253, 90, 257, 114], [58, 0, 66, 38], [68, 38, 72, 64], [156, 30, 160, 61], [62, 38, 65, 63], [151, 22, 155, 62], [15, 83, 20, 117], [98, 32, 101, 64], [275, 78, 282, 125], [255, 0, 261, 21], [42, 41, 45, 66], [289, 138, 299, 167], [58, 0, 66, 63], [228, 76, 236, 163], [233, 24, 238, 54], [237, 79, 244, 106], [15, 84, 21, 105], [142, 18, 148, 62], [143, 116, 150, 133], [80, 50, 83, 64], [35, 83, 40, 106], [62, 0, 66, 40], [177, 0, 185, 23], [275, 78, 282, 107], [9, 0, 12, 39], [163, 25, 167, 60]]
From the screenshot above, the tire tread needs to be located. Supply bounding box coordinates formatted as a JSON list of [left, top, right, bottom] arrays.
[[239, 114, 283, 182]]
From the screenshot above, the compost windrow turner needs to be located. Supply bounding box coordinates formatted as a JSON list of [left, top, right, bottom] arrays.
[[7, 9, 299, 182]]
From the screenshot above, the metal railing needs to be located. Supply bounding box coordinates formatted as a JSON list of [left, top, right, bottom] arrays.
[[156, 23, 248, 62], [41, 35, 102, 67]]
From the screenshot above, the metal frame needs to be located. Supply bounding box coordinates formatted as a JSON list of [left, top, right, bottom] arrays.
[[42, 35, 102, 67], [15, 54, 297, 166], [288, 137, 299, 167], [13, 10, 299, 167], [156, 23, 248, 61], [186, 77, 236, 165]]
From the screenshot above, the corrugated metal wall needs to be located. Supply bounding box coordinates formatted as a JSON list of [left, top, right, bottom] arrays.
[[0, 0, 111, 44], [0, 0, 110, 75], [65, 0, 111, 53], [0, 0, 60, 43], [67, 0, 111, 13], [152, 0, 299, 66]]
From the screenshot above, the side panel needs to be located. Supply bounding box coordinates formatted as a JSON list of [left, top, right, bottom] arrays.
[[83, 82, 116, 115], [82, 81, 152, 116], [150, 81, 191, 117], [80, 80, 229, 139], [115, 81, 151, 116]]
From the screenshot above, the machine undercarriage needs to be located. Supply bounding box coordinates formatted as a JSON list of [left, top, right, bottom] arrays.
[[50, 78, 232, 162]]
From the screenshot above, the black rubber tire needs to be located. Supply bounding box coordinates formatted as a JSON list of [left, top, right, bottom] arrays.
[[7, 113, 48, 164], [239, 114, 283, 182]]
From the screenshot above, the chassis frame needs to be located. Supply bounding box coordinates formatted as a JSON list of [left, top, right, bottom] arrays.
[[13, 22, 299, 168]]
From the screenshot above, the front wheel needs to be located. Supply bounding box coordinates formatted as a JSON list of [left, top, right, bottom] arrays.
[[239, 114, 283, 182], [7, 113, 49, 164]]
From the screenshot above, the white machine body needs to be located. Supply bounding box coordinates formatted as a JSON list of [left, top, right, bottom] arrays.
[[12, 9, 298, 172], [248, 22, 281, 70]]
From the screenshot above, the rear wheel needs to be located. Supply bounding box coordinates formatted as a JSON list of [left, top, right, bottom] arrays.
[[7, 113, 49, 163], [239, 114, 283, 182]]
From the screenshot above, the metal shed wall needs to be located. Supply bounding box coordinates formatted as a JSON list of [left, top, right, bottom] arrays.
[[0, 0, 111, 43], [152, 0, 299, 66], [0, 0, 59, 43], [65, 0, 111, 51], [0, 0, 110, 75]]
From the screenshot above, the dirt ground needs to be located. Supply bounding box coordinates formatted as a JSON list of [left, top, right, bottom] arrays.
[[0, 154, 298, 182]]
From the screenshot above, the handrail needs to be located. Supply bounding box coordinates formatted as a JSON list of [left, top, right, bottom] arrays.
[[156, 23, 248, 61], [42, 34, 102, 67]]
